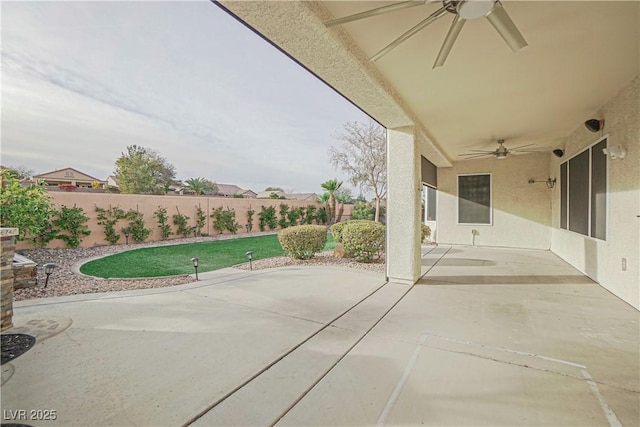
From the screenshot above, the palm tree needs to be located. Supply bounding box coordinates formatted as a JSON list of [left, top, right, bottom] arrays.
[[184, 177, 215, 195], [335, 191, 352, 223], [320, 179, 343, 224]]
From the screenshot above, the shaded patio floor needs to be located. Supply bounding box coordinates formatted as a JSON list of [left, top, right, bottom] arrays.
[[2, 246, 638, 426]]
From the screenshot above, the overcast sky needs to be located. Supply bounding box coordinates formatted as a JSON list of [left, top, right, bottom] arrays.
[[1, 1, 374, 195]]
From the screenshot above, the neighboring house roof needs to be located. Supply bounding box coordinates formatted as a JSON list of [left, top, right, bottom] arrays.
[[285, 193, 319, 201], [215, 183, 256, 197], [256, 190, 286, 199], [106, 175, 119, 187], [33, 167, 104, 183]]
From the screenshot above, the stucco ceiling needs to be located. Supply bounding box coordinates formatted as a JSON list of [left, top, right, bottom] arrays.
[[219, 1, 639, 163]]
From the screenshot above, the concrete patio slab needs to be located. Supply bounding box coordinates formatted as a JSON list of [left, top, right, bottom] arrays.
[[1, 267, 385, 426], [2, 246, 638, 427]]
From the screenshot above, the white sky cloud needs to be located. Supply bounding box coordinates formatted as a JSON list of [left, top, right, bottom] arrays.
[[1, 0, 374, 195]]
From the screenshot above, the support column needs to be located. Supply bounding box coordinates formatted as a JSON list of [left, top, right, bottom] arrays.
[[1, 228, 19, 331], [386, 127, 422, 284]]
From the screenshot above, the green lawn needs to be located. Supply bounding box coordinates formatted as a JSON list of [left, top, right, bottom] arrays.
[[80, 233, 335, 278]]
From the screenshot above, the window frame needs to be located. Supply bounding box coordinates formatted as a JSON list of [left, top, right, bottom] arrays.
[[456, 173, 493, 226], [559, 135, 609, 241]]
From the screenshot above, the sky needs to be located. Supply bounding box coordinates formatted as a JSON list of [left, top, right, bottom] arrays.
[[0, 0, 374, 195]]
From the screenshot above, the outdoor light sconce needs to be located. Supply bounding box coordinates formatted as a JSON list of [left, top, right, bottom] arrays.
[[123, 229, 130, 245], [584, 119, 604, 133], [528, 178, 556, 189], [246, 251, 253, 271], [43, 263, 57, 288], [603, 145, 627, 160], [191, 257, 199, 280]]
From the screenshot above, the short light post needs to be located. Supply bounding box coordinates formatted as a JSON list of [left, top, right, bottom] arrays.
[[124, 229, 130, 245], [191, 257, 199, 280], [245, 224, 250, 233], [246, 251, 253, 271], [43, 263, 57, 288]]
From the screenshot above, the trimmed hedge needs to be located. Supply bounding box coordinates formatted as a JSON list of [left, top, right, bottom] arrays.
[[330, 220, 372, 243], [342, 220, 385, 263], [421, 224, 431, 243], [278, 225, 327, 260]]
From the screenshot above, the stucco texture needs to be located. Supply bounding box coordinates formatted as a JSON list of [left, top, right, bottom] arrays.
[[17, 192, 329, 250], [437, 151, 552, 250], [550, 76, 640, 309]]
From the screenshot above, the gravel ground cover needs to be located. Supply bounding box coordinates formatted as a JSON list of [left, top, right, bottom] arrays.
[[15, 233, 385, 301]]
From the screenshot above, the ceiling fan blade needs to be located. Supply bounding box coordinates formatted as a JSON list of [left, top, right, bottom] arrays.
[[468, 149, 496, 153], [460, 153, 493, 159], [433, 15, 466, 68], [326, 1, 427, 27], [485, 2, 528, 52], [460, 152, 493, 157], [508, 143, 535, 150], [371, 6, 448, 61]]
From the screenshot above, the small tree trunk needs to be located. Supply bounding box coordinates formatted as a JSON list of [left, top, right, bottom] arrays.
[[374, 197, 381, 222], [336, 204, 344, 223]]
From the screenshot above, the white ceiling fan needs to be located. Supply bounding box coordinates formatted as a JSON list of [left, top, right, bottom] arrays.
[[459, 140, 545, 160], [325, 0, 528, 68]]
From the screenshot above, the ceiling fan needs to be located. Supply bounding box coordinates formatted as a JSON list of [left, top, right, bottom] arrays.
[[325, 0, 527, 68], [459, 140, 544, 160]]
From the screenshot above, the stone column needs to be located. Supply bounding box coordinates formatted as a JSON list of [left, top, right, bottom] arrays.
[[386, 127, 422, 284], [1, 228, 19, 331]]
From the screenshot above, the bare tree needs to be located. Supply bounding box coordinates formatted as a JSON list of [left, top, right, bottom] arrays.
[[329, 120, 386, 222]]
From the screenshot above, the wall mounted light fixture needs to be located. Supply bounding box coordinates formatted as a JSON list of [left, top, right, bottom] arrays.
[[603, 145, 627, 160], [585, 119, 604, 133], [528, 178, 556, 189]]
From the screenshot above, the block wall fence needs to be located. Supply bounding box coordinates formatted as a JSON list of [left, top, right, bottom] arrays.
[[16, 192, 353, 250]]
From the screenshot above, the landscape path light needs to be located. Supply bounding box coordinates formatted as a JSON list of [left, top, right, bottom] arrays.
[[124, 229, 130, 245], [191, 257, 199, 280], [43, 263, 57, 288], [246, 251, 253, 271]]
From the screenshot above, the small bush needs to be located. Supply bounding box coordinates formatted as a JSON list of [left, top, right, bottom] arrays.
[[278, 225, 327, 260], [53, 205, 91, 248], [342, 220, 385, 262], [154, 207, 173, 240], [330, 220, 371, 243], [421, 224, 431, 243]]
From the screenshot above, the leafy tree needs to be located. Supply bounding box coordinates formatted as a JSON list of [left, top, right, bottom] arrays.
[[320, 179, 343, 224], [351, 197, 374, 221], [184, 177, 216, 195], [0, 170, 56, 245], [1, 165, 35, 180], [329, 120, 386, 222], [264, 187, 284, 192], [53, 205, 91, 248], [114, 145, 176, 194]]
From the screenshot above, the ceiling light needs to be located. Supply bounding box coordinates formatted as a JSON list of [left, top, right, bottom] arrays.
[[457, 0, 495, 20]]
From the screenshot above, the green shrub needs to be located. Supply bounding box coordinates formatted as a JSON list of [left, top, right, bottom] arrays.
[[173, 211, 191, 237], [125, 210, 151, 243], [342, 220, 385, 262], [351, 199, 374, 220], [95, 206, 127, 245], [211, 206, 240, 234], [195, 205, 207, 236], [154, 206, 173, 240], [330, 220, 371, 243], [53, 205, 91, 248], [246, 206, 255, 232], [421, 224, 431, 243], [258, 205, 277, 231], [277, 225, 327, 260], [278, 203, 289, 229]]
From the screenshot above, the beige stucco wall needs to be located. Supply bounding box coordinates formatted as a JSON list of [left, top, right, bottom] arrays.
[[550, 76, 639, 310], [436, 152, 552, 249], [16, 193, 336, 250]]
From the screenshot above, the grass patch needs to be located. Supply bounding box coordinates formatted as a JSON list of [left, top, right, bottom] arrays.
[[81, 233, 335, 278]]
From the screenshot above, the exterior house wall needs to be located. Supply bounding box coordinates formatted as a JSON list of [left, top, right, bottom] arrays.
[[437, 152, 552, 249], [16, 193, 326, 250], [550, 76, 639, 309]]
